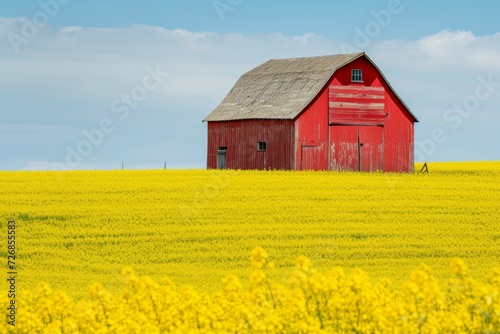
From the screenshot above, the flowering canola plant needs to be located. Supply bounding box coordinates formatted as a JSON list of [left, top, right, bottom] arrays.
[[0, 248, 499, 333]]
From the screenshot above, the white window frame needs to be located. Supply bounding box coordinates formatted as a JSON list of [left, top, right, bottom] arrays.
[[351, 69, 363, 82]]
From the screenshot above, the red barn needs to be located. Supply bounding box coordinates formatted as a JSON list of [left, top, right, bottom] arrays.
[[203, 52, 418, 172]]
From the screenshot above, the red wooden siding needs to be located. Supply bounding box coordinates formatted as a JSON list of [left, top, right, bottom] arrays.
[[207, 120, 294, 170], [294, 84, 329, 170], [381, 83, 415, 172], [329, 86, 386, 126]]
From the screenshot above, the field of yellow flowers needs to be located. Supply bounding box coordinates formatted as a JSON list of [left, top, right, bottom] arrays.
[[0, 162, 499, 332]]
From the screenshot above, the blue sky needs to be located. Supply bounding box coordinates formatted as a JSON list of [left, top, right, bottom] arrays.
[[1, 0, 500, 170], [2, 1, 499, 38]]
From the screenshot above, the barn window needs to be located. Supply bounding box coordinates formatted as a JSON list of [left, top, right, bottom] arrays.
[[257, 142, 267, 151], [352, 69, 363, 82]]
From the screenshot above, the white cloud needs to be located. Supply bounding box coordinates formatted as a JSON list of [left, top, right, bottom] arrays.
[[1, 20, 499, 169], [418, 30, 476, 58], [21, 161, 54, 171]]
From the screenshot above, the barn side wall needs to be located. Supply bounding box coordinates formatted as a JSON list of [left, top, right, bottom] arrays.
[[294, 84, 330, 170], [383, 86, 415, 172], [330, 57, 415, 172], [207, 120, 295, 170]]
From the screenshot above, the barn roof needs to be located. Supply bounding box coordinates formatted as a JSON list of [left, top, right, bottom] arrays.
[[203, 52, 418, 122]]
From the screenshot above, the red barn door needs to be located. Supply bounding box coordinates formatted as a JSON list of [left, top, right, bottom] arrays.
[[330, 125, 384, 172], [301, 145, 322, 170], [330, 126, 358, 171], [359, 126, 383, 172]]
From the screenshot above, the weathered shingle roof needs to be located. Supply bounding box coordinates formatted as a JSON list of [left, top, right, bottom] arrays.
[[203, 52, 418, 122]]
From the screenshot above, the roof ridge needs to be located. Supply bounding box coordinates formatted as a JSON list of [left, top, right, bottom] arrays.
[[266, 52, 365, 62]]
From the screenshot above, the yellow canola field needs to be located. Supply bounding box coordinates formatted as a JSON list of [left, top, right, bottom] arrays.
[[0, 162, 499, 304], [1, 248, 500, 333]]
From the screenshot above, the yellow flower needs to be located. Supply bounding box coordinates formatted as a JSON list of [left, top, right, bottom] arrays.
[[223, 274, 242, 293], [450, 258, 468, 277], [250, 246, 269, 269], [249, 269, 266, 286], [295, 255, 313, 272]]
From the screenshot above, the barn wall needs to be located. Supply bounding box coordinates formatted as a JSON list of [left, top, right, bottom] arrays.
[[207, 120, 295, 170], [330, 56, 415, 172], [294, 84, 329, 170], [383, 88, 415, 172]]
